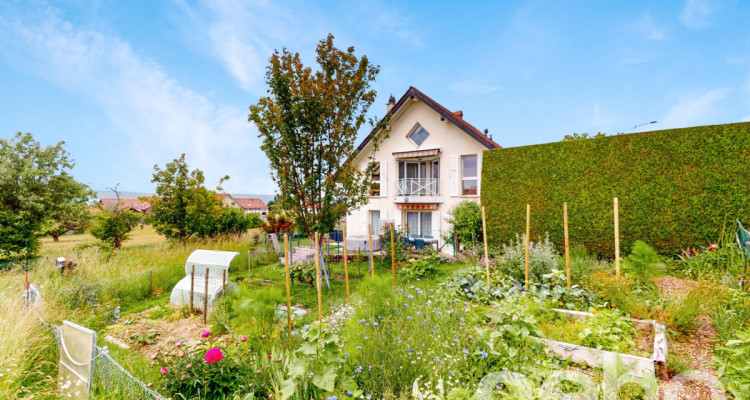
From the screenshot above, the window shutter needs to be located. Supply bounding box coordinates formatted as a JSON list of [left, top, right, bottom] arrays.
[[394, 209, 402, 232], [380, 161, 388, 197], [450, 155, 459, 196], [431, 211, 441, 244]]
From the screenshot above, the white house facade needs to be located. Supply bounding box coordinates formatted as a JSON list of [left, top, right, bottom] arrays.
[[346, 87, 500, 251]]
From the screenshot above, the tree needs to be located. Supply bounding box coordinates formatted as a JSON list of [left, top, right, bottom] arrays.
[[445, 201, 483, 249], [90, 210, 141, 249], [40, 203, 91, 242], [246, 213, 263, 229], [248, 34, 383, 236], [150, 154, 248, 239], [0, 132, 92, 259]]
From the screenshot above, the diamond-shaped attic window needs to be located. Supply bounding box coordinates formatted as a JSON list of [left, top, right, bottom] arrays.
[[409, 125, 430, 146]]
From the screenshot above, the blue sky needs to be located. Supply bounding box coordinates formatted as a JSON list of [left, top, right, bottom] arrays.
[[1, 0, 749, 195]]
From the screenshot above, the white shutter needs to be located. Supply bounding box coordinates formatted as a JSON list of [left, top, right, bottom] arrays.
[[380, 161, 388, 197], [394, 209, 402, 232], [381, 209, 388, 234], [450, 155, 459, 196], [360, 209, 367, 235], [431, 211, 441, 243]]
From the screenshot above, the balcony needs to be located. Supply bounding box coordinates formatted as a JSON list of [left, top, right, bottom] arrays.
[[393, 178, 443, 204]]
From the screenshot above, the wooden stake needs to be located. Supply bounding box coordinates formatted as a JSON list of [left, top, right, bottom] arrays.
[[564, 203, 571, 288], [614, 197, 620, 278], [368, 224, 374, 278], [314, 232, 323, 321], [390, 223, 396, 289], [284, 234, 293, 348], [190, 265, 194, 314], [481, 206, 491, 286], [222, 269, 226, 296], [525, 204, 531, 290], [343, 226, 350, 304], [203, 268, 209, 324]]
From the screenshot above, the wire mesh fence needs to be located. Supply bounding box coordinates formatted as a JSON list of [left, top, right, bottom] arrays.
[[41, 320, 164, 400]]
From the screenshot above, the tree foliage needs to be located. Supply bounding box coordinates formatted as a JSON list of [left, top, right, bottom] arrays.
[[150, 154, 249, 240], [445, 200, 484, 248], [90, 209, 141, 249], [248, 34, 382, 236], [0, 132, 92, 260], [562, 132, 607, 141]]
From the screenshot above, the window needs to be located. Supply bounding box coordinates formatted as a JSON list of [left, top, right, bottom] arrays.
[[462, 155, 478, 195], [369, 162, 380, 196], [405, 211, 432, 237], [408, 124, 430, 147], [370, 210, 380, 234]]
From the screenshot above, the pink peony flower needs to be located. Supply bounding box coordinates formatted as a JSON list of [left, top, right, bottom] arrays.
[[241, 336, 247, 342], [204, 348, 224, 364], [267, 354, 272, 360], [201, 330, 210, 338], [178, 350, 185, 357], [151, 353, 158, 360], [147, 383, 153, 388], [256, 369, 261, 374], [174, 341, 182, 347], [161, 367, 168, 374]]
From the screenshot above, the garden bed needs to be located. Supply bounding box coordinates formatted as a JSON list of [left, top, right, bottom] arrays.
[[538, 308, 667, 378]]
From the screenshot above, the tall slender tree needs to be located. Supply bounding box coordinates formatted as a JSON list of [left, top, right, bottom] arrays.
[[249, 34, 385, 236]]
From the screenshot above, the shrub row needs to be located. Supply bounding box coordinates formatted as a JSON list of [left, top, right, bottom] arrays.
[[481, 122, 750, 256]]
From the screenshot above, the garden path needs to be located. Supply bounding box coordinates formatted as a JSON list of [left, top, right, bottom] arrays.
[[654, 277, 718, 400]]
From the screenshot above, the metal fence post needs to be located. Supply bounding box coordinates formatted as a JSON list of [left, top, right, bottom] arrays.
[[203, 268, 209, 324]]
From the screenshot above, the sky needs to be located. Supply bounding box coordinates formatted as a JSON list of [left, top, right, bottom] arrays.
[[1, 0, 749, 195]]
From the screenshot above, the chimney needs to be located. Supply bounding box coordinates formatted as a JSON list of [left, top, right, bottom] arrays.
[[454, 110, 463, 119], [386, 94, 396, 112]]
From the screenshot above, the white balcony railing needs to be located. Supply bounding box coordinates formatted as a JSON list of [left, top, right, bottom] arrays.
[[396, 178, 440, 196]]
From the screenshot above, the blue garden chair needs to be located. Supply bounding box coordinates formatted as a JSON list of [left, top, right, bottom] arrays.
[[414, 238, 425, 250]]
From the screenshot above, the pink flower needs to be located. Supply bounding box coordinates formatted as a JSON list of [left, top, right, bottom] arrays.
[[186, 363, 192, 369], [147, 383, 153, 388], [267, 354, 272, 360], [174, 341, 182, 347], [204, 348, 224, 364], [178, 351, 185, 357], [241, 336, 247, 342], [255, 369, 261, 374], [201, 330, 210, 338], [161, 367, 168, 374], [151, 353, 158, 360]]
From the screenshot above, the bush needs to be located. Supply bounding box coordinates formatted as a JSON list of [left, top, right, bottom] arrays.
[[623, 240, 662, 282], [261, 214, 295, 234], [713, 328, 750, 399], [247, 213, 263, 229], [497, 233, 558, 283], [482, 122, 750, 256], [445, 201, 483, 250], [399, 252, 443, 281]]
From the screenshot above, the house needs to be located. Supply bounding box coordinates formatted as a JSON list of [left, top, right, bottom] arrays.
[[98, 198, 152, 214], [234, 198, 269, 215], [217, 193, 240, 210], [346, 87, 501, 251]]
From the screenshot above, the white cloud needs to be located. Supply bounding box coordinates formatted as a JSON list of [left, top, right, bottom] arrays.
[[449, 80, 501, 95], [633, 11, 667, 40], [660, 88, 731, 129], [0, 2, 274, 193], [680, 0, 716, 29]]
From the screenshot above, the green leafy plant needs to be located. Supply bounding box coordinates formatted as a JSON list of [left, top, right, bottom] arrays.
[[400, 252, 443, 281], [288, 261, 317, 287], [623, 240, 662, 282], [577, 309, 636, 353], [713, 328, 750, 398], [497, 233, 559, 282], [445, 201, 483, 250]]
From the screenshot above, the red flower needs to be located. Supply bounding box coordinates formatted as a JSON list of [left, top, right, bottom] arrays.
[[204, 348, 224, 364]]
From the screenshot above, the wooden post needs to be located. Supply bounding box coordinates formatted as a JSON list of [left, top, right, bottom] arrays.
[[525, 204, 531, 290], [203, 268, 209, 324], [390, 223, 396, 289], [614, 197, 620, 278], [343, 226, 350, 304], [481, 206, 491, 286], [222, 269, 226, 296], [368, 224, 374, 278], [314, 232, 323, 321], [284, 234, 293, 348], [190, 265, 195, 314], [564, 203, 571, 288]]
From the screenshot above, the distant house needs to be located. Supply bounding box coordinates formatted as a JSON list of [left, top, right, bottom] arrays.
[[234, 198, 269, 215], [217, 193, 241, 210], [99, 198, 152, 214]]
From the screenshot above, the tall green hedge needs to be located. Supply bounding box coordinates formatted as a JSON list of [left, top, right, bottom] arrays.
[[481, 122, 750, 257]]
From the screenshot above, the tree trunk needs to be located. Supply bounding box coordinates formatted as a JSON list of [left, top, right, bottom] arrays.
[[52, 233, 60, 242]]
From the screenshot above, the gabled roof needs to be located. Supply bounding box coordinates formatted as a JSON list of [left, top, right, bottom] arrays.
[[99, 198, 151, 212], [234, 198, 268, 210], [356, 86, 502, 153]]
